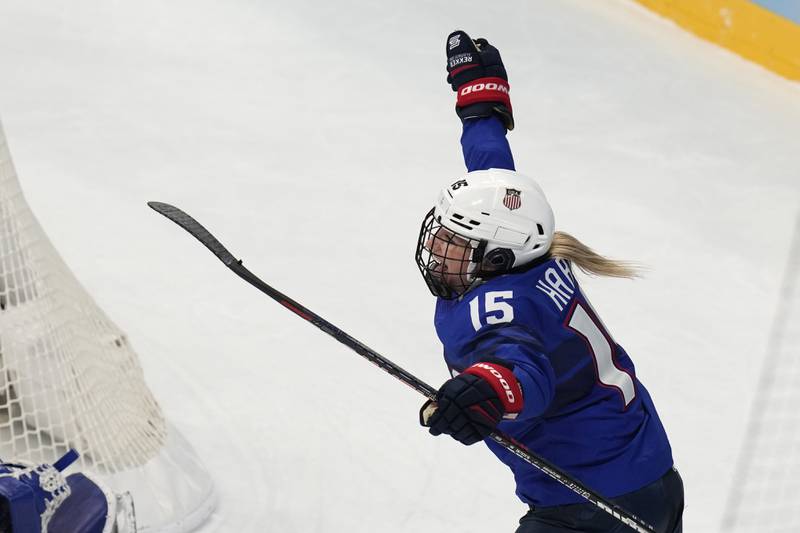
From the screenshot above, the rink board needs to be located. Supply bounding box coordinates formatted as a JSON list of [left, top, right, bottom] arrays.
[[635, 0, 800, 80]]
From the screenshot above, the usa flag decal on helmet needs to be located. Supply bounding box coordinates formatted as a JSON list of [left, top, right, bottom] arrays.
[[503, 188, 522, 210]]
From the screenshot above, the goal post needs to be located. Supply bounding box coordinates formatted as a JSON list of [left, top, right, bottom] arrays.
[[0, 120, 215, 532]]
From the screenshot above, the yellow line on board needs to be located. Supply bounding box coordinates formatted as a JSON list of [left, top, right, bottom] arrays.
[[635, 0, 800, 80]]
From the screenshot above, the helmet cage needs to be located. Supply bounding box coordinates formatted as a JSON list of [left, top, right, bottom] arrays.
[[415, 208, 484, 299]]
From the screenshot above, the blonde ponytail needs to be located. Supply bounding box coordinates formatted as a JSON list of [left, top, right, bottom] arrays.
[[549, 231, 641, 279]]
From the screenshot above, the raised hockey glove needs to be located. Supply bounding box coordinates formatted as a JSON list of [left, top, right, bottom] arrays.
[[445, 30, 514, 130], [420, 361, 523, 445]]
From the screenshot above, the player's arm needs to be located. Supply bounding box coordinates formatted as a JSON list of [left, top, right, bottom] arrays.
[[462, 324, 556, 421], [421, 324, 555, 445], [444, 30, 515, 172]]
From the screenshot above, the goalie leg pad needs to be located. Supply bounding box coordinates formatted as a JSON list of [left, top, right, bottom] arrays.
[[0, 451, 76, 533], [49, 474, 116, 533], [0, 450, 134, 533]]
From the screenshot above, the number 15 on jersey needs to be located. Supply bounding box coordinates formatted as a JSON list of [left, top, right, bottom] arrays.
[[469, 291, 514, 331]]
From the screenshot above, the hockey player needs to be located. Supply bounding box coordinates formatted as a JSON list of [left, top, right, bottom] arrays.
[[417, 31, 684, 532]]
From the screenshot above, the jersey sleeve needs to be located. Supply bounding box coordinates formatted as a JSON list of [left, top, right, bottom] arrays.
[[460, 323, 555, 422], [461, 116, 515, 172]]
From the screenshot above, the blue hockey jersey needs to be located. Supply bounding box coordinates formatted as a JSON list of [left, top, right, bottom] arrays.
[[433, 117, 674, 507]]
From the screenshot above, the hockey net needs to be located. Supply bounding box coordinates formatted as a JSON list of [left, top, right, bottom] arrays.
[[0, 120, 215, 532], [722, 212, 800, 532]]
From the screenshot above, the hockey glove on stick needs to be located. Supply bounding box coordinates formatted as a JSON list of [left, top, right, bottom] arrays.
[[445, 30, 514, 130], [421, 361, 523, 445]]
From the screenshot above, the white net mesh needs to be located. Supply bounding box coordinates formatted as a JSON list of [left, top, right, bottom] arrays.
[[722, 212, 800, 533], [0, 121, 214, 531]]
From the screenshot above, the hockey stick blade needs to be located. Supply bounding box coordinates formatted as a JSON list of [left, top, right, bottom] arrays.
[[148, 202, 238, 267], [148, 201, 656, 533]]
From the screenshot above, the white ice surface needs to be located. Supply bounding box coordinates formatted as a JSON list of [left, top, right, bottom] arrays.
[[0, 1, 799, 531]]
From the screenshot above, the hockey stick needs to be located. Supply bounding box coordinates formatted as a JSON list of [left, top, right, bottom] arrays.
[[147, 201, 656, 533]]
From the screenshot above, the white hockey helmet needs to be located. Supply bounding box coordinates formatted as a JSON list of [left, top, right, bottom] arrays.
[[415, 168, 555, 298]]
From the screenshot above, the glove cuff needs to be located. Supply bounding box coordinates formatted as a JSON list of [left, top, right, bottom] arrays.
[[463, 362, 523, 419], [456, 77, 511, 112], [456, 103, 515, 131]]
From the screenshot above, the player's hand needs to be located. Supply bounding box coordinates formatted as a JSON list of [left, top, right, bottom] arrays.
[[445, 30, 514, 130], [420, 361, 523, 445]]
